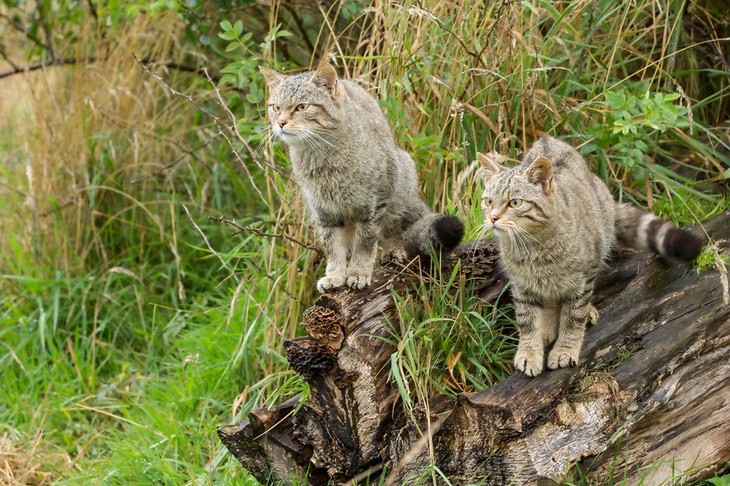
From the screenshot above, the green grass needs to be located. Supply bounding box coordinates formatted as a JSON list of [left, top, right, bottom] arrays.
[[0, 0, 729, 484]]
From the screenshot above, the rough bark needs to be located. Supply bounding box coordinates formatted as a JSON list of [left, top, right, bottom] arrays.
[[219, 212, 730, 485]]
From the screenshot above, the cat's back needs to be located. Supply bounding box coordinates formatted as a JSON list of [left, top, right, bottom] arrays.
[[339, 80, 394, 137], [520, 136, 590, 177]]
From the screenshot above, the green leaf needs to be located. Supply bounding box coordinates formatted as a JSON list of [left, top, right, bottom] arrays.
[[233, 20, 243, 37], [220, 20, 232, 32], [219, 74, 236, 86], [604, 90, 625, 108]]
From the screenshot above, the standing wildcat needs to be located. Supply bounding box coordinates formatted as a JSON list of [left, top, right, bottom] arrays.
[[478, 136, 702, 376], [261, 64, 464, 292]]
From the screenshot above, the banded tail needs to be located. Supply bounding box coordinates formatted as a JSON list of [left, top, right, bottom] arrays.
[[615, 203, 703, 261], [404, 213, 465, 257]]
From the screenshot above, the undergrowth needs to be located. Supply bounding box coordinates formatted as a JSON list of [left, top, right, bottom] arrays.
[[0, 0, 727, 484]]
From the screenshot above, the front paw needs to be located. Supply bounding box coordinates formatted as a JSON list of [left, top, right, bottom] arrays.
[[514, 347, 544, 377], [346, 273, 372, 290], [547, 346, 580, 369], [317, 274, 346, 293]]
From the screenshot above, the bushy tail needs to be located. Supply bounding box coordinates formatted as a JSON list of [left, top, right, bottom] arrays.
[[615, 203, 703, 261], [403, 213, 465, 257]]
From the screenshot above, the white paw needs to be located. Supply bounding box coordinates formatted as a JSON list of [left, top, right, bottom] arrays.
[[514, 347, 544, 377], [547, 347, 580, 369], [346, 274, 372, 290], [316, 275, 346, 293]]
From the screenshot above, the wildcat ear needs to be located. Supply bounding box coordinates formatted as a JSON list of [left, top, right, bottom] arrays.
[[477, 152, 505, 182], [312, 63, 339, 95], [259, 66, 285, 90], [527, 156, 554, 194]]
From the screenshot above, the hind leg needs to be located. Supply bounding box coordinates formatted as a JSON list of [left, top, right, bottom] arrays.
[[380, 238, 408, 265], [586, 303, 599, 326]]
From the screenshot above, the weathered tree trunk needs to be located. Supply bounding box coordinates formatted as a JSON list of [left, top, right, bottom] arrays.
[[219, 212, 730, 485]]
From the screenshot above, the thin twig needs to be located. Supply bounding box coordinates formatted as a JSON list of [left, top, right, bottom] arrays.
[[208, 215, 322, 257], [201, 67, 284, 174], [137, 56, 276, 208], [0, 11, 47, 50], [35, 0, 55, 60], [130, 135, 220, 184], [201, 66, 289, 206], [182, 204, 239, 282], [245, 258, 298, 301], [0, 55, 227, 82]]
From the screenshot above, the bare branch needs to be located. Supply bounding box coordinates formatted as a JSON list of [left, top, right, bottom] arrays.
[[0, 11, 47, 51], [0, 54, 227, 83], [182, 204, 239, 282], [130, 135, 220, 185], [208, 215, 322, 257]]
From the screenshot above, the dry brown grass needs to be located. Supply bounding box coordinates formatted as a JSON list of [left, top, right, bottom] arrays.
[[0, 432, 73, 486], [0, 11, 206, 277]]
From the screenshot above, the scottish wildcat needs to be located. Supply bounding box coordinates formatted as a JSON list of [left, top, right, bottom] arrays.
[[478, 136, 702, 376], [260, 64, 464, 292]]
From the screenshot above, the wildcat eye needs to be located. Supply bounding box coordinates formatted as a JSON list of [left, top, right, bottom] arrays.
[[295, 103, 309, 112], [509, 198, 522, 208], [484, 197, 493, 206], [271, 104, 281, 112]]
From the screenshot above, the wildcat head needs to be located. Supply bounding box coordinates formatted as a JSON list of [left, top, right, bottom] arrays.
[[477, 152, 555, 238], [260, 64, 344, 146]]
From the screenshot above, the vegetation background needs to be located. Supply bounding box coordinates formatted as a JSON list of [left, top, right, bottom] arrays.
[[0, 0, 727, 484]]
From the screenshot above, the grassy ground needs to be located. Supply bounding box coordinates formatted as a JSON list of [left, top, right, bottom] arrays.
[[0, 0, 728, 484]]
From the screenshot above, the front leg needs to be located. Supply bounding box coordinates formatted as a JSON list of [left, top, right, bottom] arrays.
[[512, 289, 548, 377], [316, 222, 351, 293], [548, 282, 597, 369], [347, 206, 383, 290]]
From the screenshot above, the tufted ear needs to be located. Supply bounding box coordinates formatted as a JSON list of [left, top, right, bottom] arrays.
[[477, 152, 505, 183], [259, 66, 285, 90], [311, 63, 339, 95], [527, 156, 554, 194]]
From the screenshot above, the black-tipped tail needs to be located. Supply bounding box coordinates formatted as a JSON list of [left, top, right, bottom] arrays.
[[433, 214, 465, 251], [616, 203, 703, 261], [403, 213, 465, 257], [662, 228, 703, 261]]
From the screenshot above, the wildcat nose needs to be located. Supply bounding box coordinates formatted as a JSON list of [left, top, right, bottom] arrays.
[[489, 213, 500, 223], [276, 120, 286, 128]]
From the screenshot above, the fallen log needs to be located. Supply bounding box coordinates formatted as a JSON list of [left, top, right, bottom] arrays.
[[219, 211, 730, 485]]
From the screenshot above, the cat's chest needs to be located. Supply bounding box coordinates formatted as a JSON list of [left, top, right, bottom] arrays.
[[502, 253, 585, 298], [293, 164, 372, 218]]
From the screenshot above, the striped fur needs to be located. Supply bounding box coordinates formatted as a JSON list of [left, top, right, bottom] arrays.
[[262, 64, 464, 293], [478, 137, 702, 377]]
